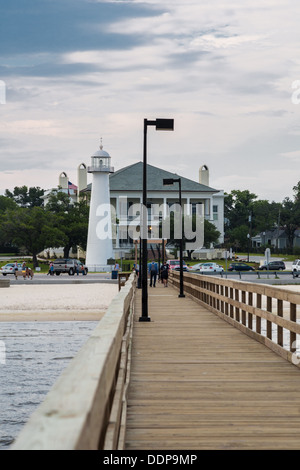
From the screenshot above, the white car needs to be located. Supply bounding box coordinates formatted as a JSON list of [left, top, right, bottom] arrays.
[[293, 259, 300, 277], [190, 262, 224, 273], [0, 263, 22, 276]]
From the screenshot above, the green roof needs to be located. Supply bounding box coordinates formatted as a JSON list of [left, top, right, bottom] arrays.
[[108, 162, 218, 193]]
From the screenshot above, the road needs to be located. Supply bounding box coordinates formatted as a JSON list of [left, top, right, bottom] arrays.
[[196, 270, 300, 285], [1, 272, 118, 285]]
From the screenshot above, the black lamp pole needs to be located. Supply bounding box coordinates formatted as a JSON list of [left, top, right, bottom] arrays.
[[139, 118, 174, 322], [163, 177, 185, 298]]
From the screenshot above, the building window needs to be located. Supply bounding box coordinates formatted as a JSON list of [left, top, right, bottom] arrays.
[[213, 205, 218, 221]]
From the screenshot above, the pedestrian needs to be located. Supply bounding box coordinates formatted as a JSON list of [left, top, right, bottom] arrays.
[[47, 261, 54, 275], [114, 262, 120, 272], [160, 261, 169, 287], [14, 261, 18, 272], [149, 261, 158, 287]]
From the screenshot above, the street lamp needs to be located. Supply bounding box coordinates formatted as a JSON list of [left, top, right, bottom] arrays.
[[163, 177, 185, 298], [139, 118, 174, 322]]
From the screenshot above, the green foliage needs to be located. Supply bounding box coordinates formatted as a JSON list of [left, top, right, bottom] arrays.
[[5, 185, 44, 208], [0, 195, 17, 213], [225, 181, 300, 252], [203, 219, 221, 248], [1, 206, 67, 266], [45, 190, 89, 257]]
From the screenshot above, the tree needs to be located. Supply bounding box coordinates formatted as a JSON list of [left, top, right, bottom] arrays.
[[280, 197, 300, 248], [224, 189, 257, 230], [203, 219, 221, 248], [0, 195, 17, 213], [1, 206, 67, 266], [5, 186, 44, 208], [227, 225, 249, 251], [251, 199, 282, 234], [45, 190, 89, 257]]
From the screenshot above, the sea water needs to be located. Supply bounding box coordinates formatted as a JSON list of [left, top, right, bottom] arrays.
[[0, 321, 98, 449]]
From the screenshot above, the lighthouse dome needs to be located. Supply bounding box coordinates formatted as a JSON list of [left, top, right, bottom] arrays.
[[92, 141, 110, 158], [88, 139, 114, 174], [92, 147, 110, 158]]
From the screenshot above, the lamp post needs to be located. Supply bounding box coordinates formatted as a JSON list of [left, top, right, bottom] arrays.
[[163, 177, 185, 298], [139, 118, 174, 322]]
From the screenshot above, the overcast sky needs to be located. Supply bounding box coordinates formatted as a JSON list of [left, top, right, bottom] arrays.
[[0, 0, 300, 202]]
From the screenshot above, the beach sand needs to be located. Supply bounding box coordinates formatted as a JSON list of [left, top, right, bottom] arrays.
[[1, 281, 299, 323], [0, 283, 119, 322]]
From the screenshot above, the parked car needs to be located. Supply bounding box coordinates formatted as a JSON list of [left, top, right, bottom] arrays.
[[258, 261, 286, 271], [52, 258, 88, 276], [293, 259, 300, 277], [190, 262, 224, 273], [0, 263, 22, 276], [166, 260, 189, 271], [228, 262, 255, 272]]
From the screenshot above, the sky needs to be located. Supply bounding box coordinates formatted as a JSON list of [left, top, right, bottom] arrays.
[[1, 0, 300, 202]]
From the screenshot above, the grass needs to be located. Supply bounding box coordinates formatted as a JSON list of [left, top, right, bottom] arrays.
[[0, 258, 50, 274]]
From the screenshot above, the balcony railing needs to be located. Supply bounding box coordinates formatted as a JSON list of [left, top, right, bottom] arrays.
[[88, 165, 114, 173]]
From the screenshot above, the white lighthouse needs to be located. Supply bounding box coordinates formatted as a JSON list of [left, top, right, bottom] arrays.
[[86, 140, 114, 270]]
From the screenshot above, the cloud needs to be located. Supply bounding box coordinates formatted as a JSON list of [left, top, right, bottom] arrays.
[[1, 0, 300, 203]]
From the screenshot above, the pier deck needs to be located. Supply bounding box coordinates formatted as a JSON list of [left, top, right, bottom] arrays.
[[125, 282, 300, 450]]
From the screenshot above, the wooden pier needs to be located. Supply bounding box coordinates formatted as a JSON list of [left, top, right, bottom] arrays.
[[125, 278, 300, 450]]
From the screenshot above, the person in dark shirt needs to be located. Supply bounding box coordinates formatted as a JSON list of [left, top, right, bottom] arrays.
[[160, 262, 169, 287]]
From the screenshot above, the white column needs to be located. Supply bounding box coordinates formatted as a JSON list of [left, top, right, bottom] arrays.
[[210, 197, 214, 221], [116, 196, 120, 249], [186, 197, 191, 216], [163, 197, 167, 218]]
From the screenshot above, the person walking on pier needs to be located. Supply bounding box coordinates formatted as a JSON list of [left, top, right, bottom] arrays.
[[149, 261, 158, 287], [160, 261, 169, 287]]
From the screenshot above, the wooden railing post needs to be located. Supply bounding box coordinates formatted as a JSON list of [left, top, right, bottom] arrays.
[[235, 289, 240, 322], [267, 296, 272, 340], [256, 293, 262, 334], [290, 303, 297, 353], [248, 292, 253, 330], [230, 288, 234, 318], [242, 291, 246, 326], [277, 299, 283, 347]]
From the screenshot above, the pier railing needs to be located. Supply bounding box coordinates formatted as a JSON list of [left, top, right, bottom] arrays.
[[170, 271, 300, 366], [11, 274, 136, 450]]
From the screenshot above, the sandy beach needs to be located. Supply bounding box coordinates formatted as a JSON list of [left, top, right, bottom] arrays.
[[0, 283, 119, 322], [1, 281, 299, 323]]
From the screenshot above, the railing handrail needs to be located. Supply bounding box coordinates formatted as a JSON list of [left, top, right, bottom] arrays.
[[11, 274, 136, 450], [169, 271, 300, 366]]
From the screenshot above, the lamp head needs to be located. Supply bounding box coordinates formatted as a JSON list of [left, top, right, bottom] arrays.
[[155, 119, 174, 131], [163, 178, 175, 186]]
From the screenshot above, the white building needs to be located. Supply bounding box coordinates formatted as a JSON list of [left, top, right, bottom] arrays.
[[42, 142, 224, 261]]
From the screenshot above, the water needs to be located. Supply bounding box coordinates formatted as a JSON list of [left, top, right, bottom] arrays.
[[0, 321, 98, 450]]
